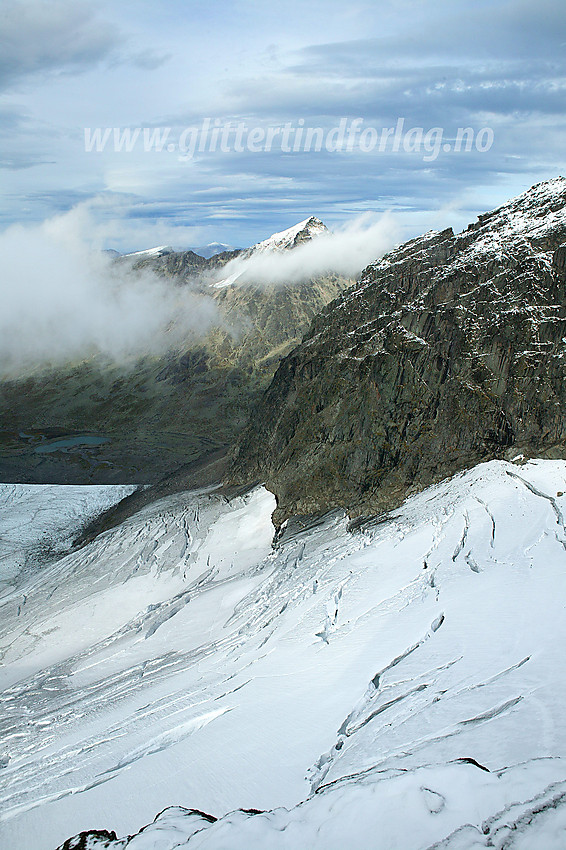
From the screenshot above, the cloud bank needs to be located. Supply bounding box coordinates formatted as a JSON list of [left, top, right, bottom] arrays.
[[0, 205, 400, 378], [0, 206, 220, 378], [0, 0, 122, 92]]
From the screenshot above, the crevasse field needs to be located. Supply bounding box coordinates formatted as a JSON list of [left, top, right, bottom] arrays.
[[1, 461, 566, 849]]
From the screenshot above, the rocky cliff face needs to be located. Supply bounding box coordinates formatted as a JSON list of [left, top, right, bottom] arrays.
[[230, 178, 566, 525]]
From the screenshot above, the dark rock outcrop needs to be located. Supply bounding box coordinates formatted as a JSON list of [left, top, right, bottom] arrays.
[[54, 806, 219, 849], [230, 177, 566, 525], [56, 829, 125, 849]]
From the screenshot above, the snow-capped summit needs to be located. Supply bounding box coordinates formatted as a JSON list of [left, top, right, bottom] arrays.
[[121, 245, 174, 260], [191, 242, 236, 259], [250, 216, 328, 254], [122, 219, 327, 270], [210, 217, 328, 288]]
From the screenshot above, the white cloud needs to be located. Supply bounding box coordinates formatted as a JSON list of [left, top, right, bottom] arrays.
[[0, 204, 220, 378]]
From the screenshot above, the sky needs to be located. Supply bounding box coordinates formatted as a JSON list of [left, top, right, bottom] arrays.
[[1, 0, 565, 251]]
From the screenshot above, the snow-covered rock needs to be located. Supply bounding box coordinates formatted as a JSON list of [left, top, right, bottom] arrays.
[[121, 246, 174, 260], [249, 216, 328, 254]]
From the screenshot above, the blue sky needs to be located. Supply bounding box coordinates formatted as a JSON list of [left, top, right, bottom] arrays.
[[1, 0, 565, 251]]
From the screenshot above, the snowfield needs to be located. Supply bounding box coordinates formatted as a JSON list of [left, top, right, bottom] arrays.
[[1, 461, 566, 849], [0, 484, 137, 590]]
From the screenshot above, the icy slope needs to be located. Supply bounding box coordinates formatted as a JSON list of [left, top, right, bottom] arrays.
[[121, 247, 174, 260], [0, 483, 136, 589], [1, 461, 566, 849]]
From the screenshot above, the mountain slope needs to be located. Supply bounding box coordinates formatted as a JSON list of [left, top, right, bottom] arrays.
[[1, 460, 566, 848], [230, 177, 566, 525]]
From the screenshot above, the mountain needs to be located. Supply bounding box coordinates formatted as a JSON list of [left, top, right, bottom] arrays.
[[230, 177, 566, 526], [190, 241, 236, 258], [2, 459, 566, 849], [244, 216, 328, 254], [0, 218, 349, 486], [123, 245, 239, 278], [127, 218, 328, 286], [121, 218, 326, 280], [210, 217, 329, 289]]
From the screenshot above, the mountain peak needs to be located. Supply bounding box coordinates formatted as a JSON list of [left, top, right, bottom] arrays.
[[459, 176, 566, 255], [251, 216, 328, 253], [210, 217, 330, 289]]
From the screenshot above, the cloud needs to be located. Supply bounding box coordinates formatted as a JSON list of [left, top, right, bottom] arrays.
[[0, 0, 564, 252], [130, 48, 172, 70], [223, 0, 566, 125], [292, 0, 566, 68], [0, 202, 400, 379], [0, 104, 60, 170], [216, 213, 399, 286], [0, 0, 123, 91], [0, 204, 221, 378]]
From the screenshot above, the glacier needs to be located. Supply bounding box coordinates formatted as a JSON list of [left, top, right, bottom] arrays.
[[1, 461, 566, 848]]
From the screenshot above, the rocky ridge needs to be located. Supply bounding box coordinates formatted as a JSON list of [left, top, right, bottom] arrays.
[[230, 177, 566, 525]]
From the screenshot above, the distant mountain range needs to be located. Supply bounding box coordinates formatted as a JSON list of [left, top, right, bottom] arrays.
[[118, 242, 238, 261], [114, 218, 326, 266]]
